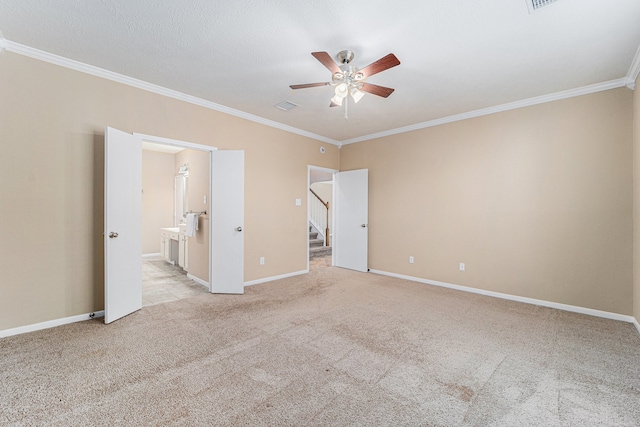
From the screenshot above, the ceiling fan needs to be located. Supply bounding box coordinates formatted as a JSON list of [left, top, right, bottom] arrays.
[[290, 50, 400, 117]]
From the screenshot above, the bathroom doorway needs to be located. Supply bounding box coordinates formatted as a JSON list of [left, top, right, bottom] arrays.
[[141, 140, 211, 306], [105, 127, 245, 323]]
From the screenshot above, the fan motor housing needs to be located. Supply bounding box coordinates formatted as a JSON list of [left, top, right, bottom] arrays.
[[337, 50, 354, 64]]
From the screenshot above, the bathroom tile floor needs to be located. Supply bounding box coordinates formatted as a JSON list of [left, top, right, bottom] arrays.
[[142, 256, 209, 307]]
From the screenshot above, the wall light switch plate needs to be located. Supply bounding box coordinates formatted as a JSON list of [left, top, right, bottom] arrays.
[[295, 198, 302, 206], [409, 256, 414, 264], [260, 257, 265, 265], [203, 195, 207, 204], [459, 263, 465, 272]]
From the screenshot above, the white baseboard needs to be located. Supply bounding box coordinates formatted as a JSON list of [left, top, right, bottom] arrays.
[[0, 310, 105, 339], [187, 273, 209, 288], [633, 317, 640, 335], [142, 253, 161, 258], [244, 269, 308, 287], [369, 269, 637, 326]]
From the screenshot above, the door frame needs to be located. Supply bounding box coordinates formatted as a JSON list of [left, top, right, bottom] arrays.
[[307, 165, 338, 271], [136, 133, 216, 292]]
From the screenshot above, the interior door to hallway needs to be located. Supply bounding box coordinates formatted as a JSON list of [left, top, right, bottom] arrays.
[[334, 169, 369, 272]]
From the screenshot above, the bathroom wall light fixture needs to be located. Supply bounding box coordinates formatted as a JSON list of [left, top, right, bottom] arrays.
[[178, 164, 189, 175]]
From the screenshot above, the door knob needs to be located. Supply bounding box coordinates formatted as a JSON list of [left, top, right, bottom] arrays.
[[361, 224, 367, 228], [236, 227, 243, 232], [109, 232, 119, 238]]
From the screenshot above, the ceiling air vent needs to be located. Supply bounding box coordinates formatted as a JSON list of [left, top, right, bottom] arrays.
[[275, 101, 298, 111], [527, 0, 560, 13]]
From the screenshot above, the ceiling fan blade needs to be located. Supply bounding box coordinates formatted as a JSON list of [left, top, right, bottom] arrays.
[[311, 51, 341, 74], [360, 82, 395, 98], [290, 82, 330, 89], [359, 53, 400, 78]]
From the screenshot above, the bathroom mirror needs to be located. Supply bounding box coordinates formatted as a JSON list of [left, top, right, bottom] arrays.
[[174, 175, 188, 226]]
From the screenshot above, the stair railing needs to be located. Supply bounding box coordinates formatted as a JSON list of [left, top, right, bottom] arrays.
[[309, 188, 330, 246]]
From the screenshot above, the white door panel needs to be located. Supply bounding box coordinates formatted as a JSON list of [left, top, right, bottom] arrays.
[[104, 127, 142, 323], [211, 150, 244, 294], [334, 169, 368, 272]]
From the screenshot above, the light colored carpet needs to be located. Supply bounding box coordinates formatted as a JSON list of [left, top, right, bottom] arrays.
[[1, 267, 640, 426]]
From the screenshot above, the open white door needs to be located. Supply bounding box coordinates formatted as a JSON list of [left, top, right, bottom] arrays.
[[211, 150, 245, 293], [104, 127, 142, 323], [334, 169, 368, 272]]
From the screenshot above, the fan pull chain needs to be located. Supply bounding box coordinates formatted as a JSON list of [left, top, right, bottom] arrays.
[[344, 95, 348, 119]]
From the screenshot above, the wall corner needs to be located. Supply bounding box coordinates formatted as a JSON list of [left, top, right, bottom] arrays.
[[633, 71, 640, 326]]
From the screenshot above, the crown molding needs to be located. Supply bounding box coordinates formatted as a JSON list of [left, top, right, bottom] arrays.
[[3, 39, 636, 147], [626, 43, 640, 90], [3, 40, 339, 146], [341, 77, 630, 145]]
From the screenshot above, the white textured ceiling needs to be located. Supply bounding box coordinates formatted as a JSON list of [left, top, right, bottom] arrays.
[[1, 0, 639, 144]]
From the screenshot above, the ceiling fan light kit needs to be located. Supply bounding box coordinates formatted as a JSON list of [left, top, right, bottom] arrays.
[[350, 86, 365, 103], [331, 82, 349, 106], [290, 50, 400, 118]]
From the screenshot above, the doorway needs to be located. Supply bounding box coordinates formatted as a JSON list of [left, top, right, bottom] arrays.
[[141, 140, 212, 306], [105, 127, 245, 324], [308, 166, 337, 271], [306, 166, 370, 273]]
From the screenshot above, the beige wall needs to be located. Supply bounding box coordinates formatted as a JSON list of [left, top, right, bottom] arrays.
[[0, 48, 636, 332], [341, 88, 634, 315], [0, 52, 339, 330], [176, 149, 210, 282], [142, 150, 175, 254], [634, 73, 640, 325]]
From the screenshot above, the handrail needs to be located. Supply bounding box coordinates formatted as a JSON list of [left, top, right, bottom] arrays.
[[309, 187, 330, 246], [310, 188, 329, 209]]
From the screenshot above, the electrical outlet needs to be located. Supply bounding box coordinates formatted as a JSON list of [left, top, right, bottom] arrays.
[[459, 263, 465, 272], [260, 257, 265, 265], [295, 198, 302, 206], [409, 256, 414, 264]]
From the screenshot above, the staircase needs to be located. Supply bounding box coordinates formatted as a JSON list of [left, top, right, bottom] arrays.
[[309, 226, 332, 259], [309, 186, 332, 259]]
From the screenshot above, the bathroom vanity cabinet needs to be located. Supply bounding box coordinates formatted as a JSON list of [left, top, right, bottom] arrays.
[[160, 226, 188, 270], [178, 225, 188, 270]]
